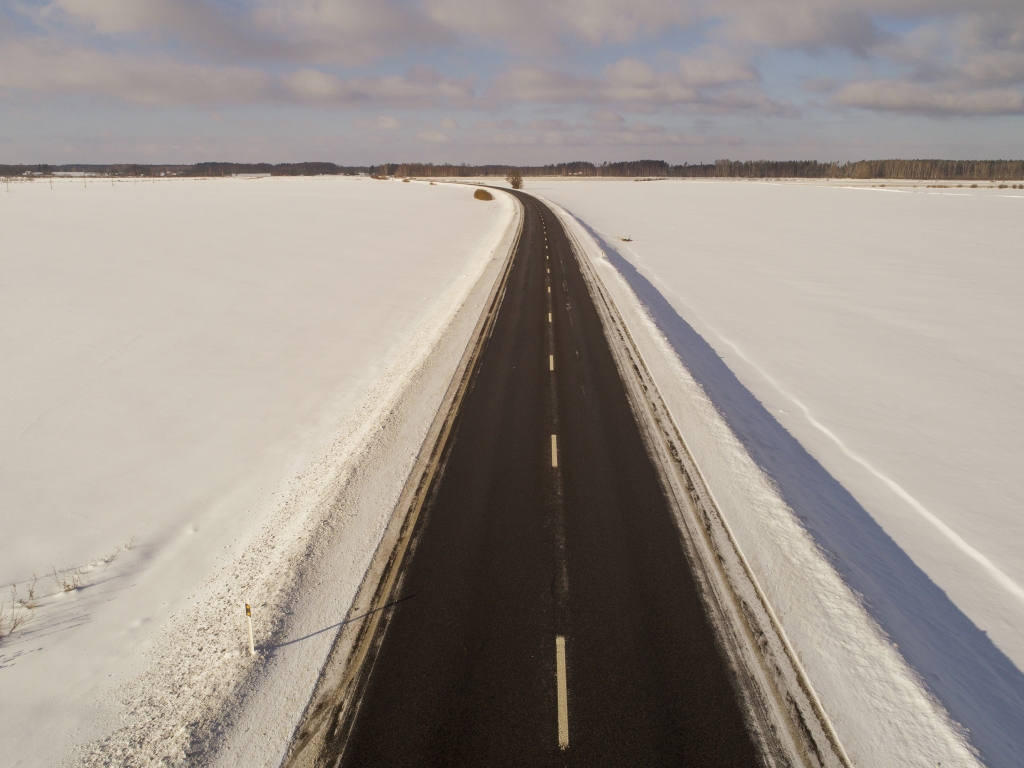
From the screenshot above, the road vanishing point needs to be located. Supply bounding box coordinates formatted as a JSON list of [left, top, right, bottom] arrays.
[[318, 191, 760, 766]]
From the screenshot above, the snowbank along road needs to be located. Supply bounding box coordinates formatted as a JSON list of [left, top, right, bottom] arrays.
[[533, 178, 1016, 767], [284, 190, 849, 766], [0, 176, 516, 766]]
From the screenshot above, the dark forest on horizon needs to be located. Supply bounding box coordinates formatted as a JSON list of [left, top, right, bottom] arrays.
[[3, 158, 1024, 181]]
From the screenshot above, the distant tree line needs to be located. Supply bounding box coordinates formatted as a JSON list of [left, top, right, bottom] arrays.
[[0, 162, 371, 177], [3, 158, 1023, 181], [387, 159, 1024, 181], [677, 159, 1024, 180], [387, 160, 674, 178], [189, 162, 371, 176]]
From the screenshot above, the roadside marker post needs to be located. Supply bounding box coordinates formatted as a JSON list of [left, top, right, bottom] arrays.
[[245, 601, 255, 656]]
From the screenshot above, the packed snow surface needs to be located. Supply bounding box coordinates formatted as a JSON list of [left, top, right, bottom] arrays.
[[0, 176, 514, 766], [536, 178, 1024, 767]]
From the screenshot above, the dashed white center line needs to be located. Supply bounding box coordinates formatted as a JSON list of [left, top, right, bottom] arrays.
[[549, 354, 554, 370], [551, 434, 558, 467], [548, 286, 551, 293], [556, 636, 569, 749], [548, 312, 552, 322]]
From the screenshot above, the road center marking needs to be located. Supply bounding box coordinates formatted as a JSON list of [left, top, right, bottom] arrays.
[[551, 434, 558, 467], [556, 636, 569, 749], [548, 312, 552, 322], [548, 286, 551, 293], [549, 354, 554, 370]]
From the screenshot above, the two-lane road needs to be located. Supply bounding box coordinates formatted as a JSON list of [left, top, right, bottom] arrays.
[[324, 190, 760, 766]]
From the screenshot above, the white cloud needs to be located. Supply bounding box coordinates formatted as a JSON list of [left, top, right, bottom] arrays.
[[625, 121, 666, 133], [0, 39, 476, 107], [474, 127, 707, 147], [601, 58, 700, 103], [834, 80, 1024, 115], [803, 76, 839, 92], [281, 69, 340, 101], [32, 0, 447, 67], [524, 118, 579, 131], [34, 0, 276, 63], [0, 39, 269, 105], [490, 68, 595, 102], [416, 131, 451, 143], [479, 133, 541, 145], [963, 50, 1024, 88], [474, 118, 520, 130], [592, 130, 705, 145], [675, 50, 758, 87], [250, 0, 451, 66], [711, 0, 883, 52], [51, 0, 201, 35], [7, 0, 1024, 124], [422, 0, 695, 50], [280, 67, 476, 106], [490, 54, 776, 114], [353, 115, 402, 130], [27, 0, 699, 66], [827, 9, 1024, 116]]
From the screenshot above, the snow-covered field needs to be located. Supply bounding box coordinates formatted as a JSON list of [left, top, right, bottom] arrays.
[[535, 178, 1024, 767], [0, 176, 516, 766], [5, 172, 1021, 766]]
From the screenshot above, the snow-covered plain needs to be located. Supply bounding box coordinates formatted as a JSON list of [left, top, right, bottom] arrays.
[[535, 178, 1024, 767], [0, 176, 516, 766]]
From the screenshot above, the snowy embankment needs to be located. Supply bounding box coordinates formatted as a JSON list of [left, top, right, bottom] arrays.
[[0, 176, 517, 766], [534, 178, 1024, 767]]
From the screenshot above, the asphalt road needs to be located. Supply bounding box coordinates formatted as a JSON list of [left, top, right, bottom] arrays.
[[329, 191, 760, 766]]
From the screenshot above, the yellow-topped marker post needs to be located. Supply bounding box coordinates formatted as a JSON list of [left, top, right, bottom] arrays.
[[245, 601, 255, 656]]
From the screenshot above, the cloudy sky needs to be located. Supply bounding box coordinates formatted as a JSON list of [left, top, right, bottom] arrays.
[[2, 0, 1023, 164]]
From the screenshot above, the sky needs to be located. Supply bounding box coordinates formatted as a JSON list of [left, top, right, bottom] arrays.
[[1, 0, 1023, 164]]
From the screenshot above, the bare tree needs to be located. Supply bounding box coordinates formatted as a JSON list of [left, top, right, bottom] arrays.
[[506, 169, 523, 189]]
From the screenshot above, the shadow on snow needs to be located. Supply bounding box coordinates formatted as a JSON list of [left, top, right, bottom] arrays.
[[578, 217, 1024, 768]]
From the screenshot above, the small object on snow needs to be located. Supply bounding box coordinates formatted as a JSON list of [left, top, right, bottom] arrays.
[[245, 601, 255, 656]]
